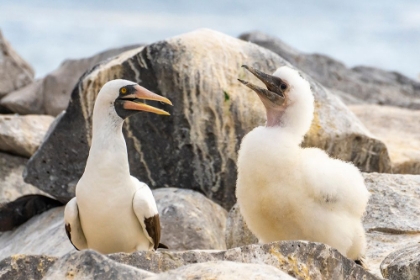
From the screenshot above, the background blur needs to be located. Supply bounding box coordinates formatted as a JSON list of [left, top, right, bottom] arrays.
[[0, 0, 419, 79]]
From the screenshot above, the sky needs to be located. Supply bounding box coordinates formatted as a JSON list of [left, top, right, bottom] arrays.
[[0, 0, 419, 79]]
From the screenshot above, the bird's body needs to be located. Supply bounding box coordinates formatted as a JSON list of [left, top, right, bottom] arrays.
[[64, 79, 172, 254], [236, 66, 369, 261]]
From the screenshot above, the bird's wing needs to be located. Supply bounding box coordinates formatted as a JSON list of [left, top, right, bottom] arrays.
[[64, 197, 88, 250], [132, 178, 162, 250]]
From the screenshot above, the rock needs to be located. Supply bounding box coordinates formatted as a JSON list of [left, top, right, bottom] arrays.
[[0, 255, 57, 280], [0, 45, 143, 116], [0, 152, 46, 205], [239, 31, 420, 109], [0, 30, 34, 97], [380, 243, 420, 280], [0, 241, 378, 280], [0, 207, 73, 261], [0, 80, 44, 115], [44, 250, 155, 280], [154, 188, 227, 250], [225, 203, 258, 249], [109, 241, 378, 280], [0, 114, 54, 158], [148, 261, 296, 280], [25, 29, 390, 207], [350, 104, 420, 174]]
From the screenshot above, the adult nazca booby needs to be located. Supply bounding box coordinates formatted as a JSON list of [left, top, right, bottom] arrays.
[[64, 79, 171, 254], [236, 65, 369, 264]]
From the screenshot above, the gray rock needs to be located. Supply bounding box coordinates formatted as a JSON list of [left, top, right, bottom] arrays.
[[0, 254, 57, 280], [148, 261, 296, 280], [225, 203, 258, 249], [154, 188, 227, 250], [0, 80, 44, 115], [0, 114, 54, 157], [0, 30, 34, 97], [0, 152, 46, 205], [44, 250, 155, 280], [24, 28, 390, 207], [0, 45, 143, 116], [363, 173, 420, 233], [109, 241, 378, 280], [0, 207, 73, 260], [350, 105, 420, 174], [239, 31, 420, 109], [380, 243, 420, 280]]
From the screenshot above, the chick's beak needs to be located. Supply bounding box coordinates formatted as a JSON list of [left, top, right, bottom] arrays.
[[238, 65, 286, 106], [122, 85, 172, 115]]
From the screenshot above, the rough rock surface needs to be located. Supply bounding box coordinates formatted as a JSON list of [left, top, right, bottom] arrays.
[[350, 104, 420, 174], [44, 250, 155, 280], [0, 30, 34, 97], [154, 188, 227, 250], [239, 31, 420, 109], [0, 254, 57, 280], [380, 243, 420, 280], [0, 207, 73, 261], [25, 29, 390, 208], [225, 203, 258, 249], [148, 261, 296, 280], [108, 241, 378, 280], [225, 173, 420, 277], [0, 114, 54, 157], [0, 152, 46, 205], [0, 45, 143, 116]]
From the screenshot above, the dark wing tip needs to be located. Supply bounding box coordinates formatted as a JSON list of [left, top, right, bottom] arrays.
[[158, 243, 169, 249], [65, 223, 80, 251]]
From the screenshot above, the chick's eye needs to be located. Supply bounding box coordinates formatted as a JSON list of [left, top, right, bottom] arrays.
[[120, 87, 127, 94], [280, 84, 287, 91]]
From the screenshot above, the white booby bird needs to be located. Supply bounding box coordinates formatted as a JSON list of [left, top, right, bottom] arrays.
[[64, 79, 172, 254], [236, 65, 369, 264]]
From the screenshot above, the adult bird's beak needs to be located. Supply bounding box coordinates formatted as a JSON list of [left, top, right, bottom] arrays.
[[121, 85, 173, 115], [238, 65, 286, 106]]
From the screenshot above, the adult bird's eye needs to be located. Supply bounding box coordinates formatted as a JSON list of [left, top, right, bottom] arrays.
[[121, 87, 127, 94], [280, 84, 287, 90]]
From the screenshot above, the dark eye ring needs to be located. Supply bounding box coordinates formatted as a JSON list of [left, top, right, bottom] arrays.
[[280, 84, 287, 90]]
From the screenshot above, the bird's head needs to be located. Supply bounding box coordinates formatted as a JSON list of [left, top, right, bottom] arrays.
[[93, 79, 172, 124], [239, 65, 314, 139]]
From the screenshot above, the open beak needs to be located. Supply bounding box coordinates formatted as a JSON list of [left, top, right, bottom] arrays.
[[121, 85, 172, 115], [238, 65, 286, 106]]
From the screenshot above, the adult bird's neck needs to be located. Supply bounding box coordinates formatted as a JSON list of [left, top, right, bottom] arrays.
[[86, 111, 131, 178]]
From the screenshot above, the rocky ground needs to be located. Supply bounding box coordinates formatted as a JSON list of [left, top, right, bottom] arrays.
[[0, 28, 419, 279]]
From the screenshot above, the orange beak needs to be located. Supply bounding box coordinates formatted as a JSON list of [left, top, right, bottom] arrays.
[[122, 85, 172, 115]]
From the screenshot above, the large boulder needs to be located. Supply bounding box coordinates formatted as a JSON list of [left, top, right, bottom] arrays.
[[0, 30, 34, 97], [0, 254, 56, 280], [350, 104, 420, 174], [0, 152, 46, 205], [0, 207, 73, 260], [24, 29, 390, 208], [148, 261, 296, 280], [239, 31, 420, 109], [0, 45, 143, 116], [225, 173, 420, 277], [0, 115, 54, 158], [44, 250, 155, 280], [380, 243, 420, 280], [154, 188, 227, 250]]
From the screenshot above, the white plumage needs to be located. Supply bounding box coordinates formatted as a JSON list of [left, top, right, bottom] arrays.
[[64, 79, 171, 254], [236, 66, 369, 262]]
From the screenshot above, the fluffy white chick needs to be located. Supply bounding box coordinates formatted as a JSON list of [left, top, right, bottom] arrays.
[[236, 65, 369, 264]]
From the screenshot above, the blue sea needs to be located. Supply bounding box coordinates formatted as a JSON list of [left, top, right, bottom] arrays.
[[1, 0, 419, 79]]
